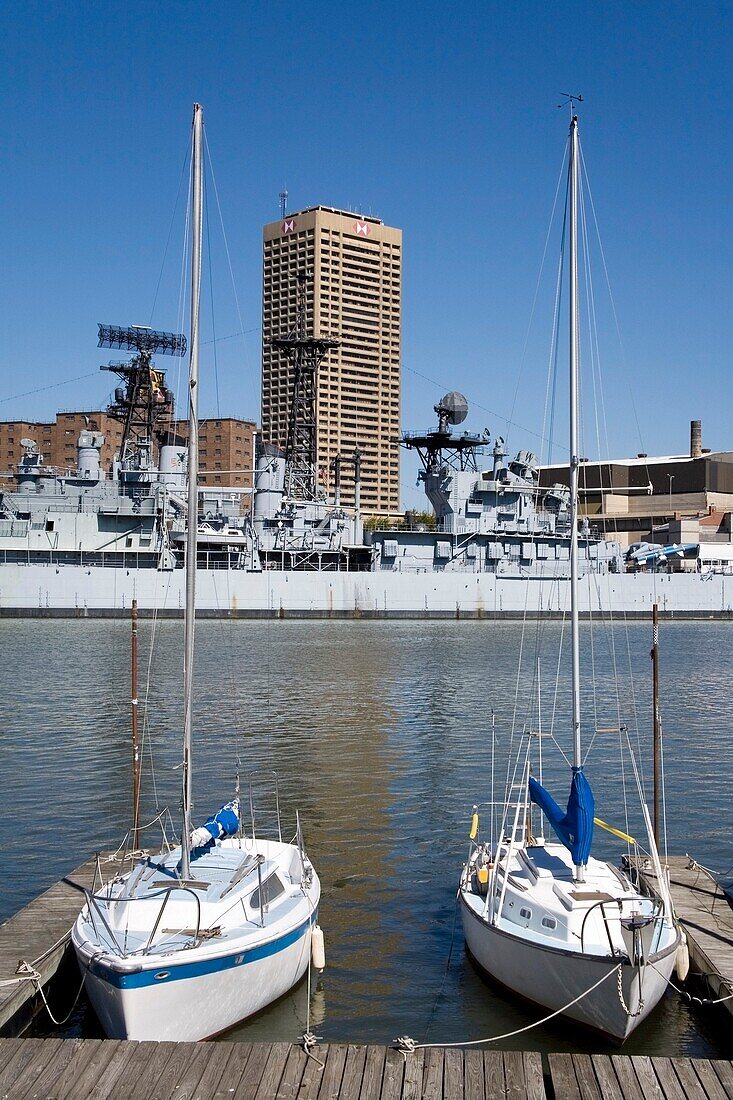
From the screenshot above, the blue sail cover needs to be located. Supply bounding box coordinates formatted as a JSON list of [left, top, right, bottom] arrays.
[[192, 799, 240, 849], [529, 770, 595, 866]]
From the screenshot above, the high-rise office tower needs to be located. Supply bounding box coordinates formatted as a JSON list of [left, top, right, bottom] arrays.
[[262, 206, 402, 514]]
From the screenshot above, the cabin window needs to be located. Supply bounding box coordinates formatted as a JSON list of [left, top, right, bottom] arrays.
[[542, 916, 557, 930], [250, 873, 285, 910], [519, 907, 532, 920]]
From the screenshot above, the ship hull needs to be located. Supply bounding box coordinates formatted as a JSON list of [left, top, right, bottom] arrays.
[[1, 562, 731, 616]]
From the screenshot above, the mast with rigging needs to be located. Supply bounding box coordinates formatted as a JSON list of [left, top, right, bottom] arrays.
[[181, 102, 204, 881], [568, 113, 584, 884]]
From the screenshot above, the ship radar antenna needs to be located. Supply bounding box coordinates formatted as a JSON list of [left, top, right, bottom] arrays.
[[557, 92, 584, 115]]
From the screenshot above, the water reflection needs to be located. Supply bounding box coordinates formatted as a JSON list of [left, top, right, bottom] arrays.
[[1, 618, 730, 1055]]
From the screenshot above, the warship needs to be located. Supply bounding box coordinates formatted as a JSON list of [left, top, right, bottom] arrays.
[[0, 335, 731, 616]]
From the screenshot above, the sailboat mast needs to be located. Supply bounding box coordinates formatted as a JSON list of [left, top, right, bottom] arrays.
[[568, 115, 582, 778], [181, 102, 204, 881]]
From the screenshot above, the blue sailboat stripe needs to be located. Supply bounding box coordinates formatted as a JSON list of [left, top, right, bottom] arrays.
[[90, 915, 312, 990]]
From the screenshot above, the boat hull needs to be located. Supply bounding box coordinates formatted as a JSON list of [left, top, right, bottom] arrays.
[[460, 893, 677, 1042], [76, 915, 314, 1042]]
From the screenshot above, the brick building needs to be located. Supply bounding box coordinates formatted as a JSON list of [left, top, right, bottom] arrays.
[[0, 413, 256, 489]]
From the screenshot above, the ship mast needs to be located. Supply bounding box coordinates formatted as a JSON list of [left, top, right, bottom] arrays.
[[568, 114, 583, 883], [181, 103, 204, 881]]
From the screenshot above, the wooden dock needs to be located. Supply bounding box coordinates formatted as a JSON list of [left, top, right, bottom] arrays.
[[0, 1039, 732, 1100], [628, 854, 733, 1018], [0, 853, 129, 1035]]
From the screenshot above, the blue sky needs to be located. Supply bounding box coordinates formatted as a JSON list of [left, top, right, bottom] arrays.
[[2, 1, 731, 507]]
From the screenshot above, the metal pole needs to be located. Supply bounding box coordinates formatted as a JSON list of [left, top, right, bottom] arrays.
[[651, 602, 661, 847], [568, 115, 583, 882], [353, 449, 361, 519], [181, 102, 204, 881], [333, 453, 341, 507], [131, 598, 141, 851]]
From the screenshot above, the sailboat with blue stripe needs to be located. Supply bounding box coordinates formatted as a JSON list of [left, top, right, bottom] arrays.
[[72, 104, 321, 1042]]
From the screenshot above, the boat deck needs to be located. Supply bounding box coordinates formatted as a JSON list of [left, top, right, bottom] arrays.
[[0, 1039, 731, 1099]]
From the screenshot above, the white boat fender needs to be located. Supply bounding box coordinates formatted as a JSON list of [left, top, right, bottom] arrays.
[[675, 933, 690, 982], [311, 923, 326, 971]]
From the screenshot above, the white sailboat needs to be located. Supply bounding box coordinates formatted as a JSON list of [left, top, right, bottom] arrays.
[[458, 112, 680, 1043], [72, 104, 321, 1042]]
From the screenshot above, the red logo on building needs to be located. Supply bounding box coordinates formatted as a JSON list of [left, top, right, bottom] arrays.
[[355, 221, 369, 236], [282, 219, 296, 234]]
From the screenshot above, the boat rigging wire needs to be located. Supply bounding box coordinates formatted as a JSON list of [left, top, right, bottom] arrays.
[[148, 144, 191, 327], [203, 130, 250, 376], [0, 372, 100, 406], [504, 139, 569, 456]]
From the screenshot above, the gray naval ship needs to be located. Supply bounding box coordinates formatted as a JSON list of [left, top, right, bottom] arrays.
[[0, 342, 730, 616]]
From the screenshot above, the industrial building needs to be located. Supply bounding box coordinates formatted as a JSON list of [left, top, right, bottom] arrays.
[[539, 420, 733, 550], [261, 205, 402, 515]]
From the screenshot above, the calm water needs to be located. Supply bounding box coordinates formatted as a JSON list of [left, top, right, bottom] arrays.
[[1, 617, 731, 1056]]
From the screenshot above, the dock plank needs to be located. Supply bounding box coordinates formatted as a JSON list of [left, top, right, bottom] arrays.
[[0, 1038, 41, 1096], [461, 1051, 483, 1100], [571, 1054, 604, 1100], [55, 1038, 120, 1099], [589, 1054, 624, 1100], [380, 1047, 405, 1100], [106, 1040, 170, 1100], [190, 1042, 239, 1100], [711, 1060, 733, 1100], [629, 1056, 664, 1100], [3, 1037, 63, 1099], [669, 1057, 709, 1100], [358, 1045, 386, 1100], [338, 1045, 368, 1100], [421, 1047, 443, 1100], [252, 1041, 291, 1100], [610, 1053, 645, 1100], [85, 1039, 143, 1100], [291, 1042, 325, 1100], [275, 1044, 309, 1100], [210, 1043, 254, 1099], [14, 1035, 84, 1100], [547, 1054, 582, 1100], [232, 1042, 273, 1100], [1, 1040, 732, 1100], [482, 1051, 504, 1100], [317, 1042, 348, 1100], [689, 1059, 728, 1100], [522, 1052, 545, 1100], [151, 1039, 214, 1100], [401, 1048, 425, 1100]]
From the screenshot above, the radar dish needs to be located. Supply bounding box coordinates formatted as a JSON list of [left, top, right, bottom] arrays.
[[437, 391, 468, 426], [20, 438, 37, 451]]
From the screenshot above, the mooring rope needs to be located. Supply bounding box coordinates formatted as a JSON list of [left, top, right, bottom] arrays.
[[394, 963, 622, 1052]]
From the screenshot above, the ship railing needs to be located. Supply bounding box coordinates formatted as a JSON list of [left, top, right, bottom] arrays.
[[82, 883, 203, 958], [579, 895, 665, 959]]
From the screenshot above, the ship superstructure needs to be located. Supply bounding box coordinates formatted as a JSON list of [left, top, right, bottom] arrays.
[[1, 371, 731, 613], [370, 392, 621, 576]]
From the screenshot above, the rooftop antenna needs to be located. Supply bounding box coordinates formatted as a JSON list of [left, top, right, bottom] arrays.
[[279, 189, 288, 220], [557, 92, 584, 114]]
